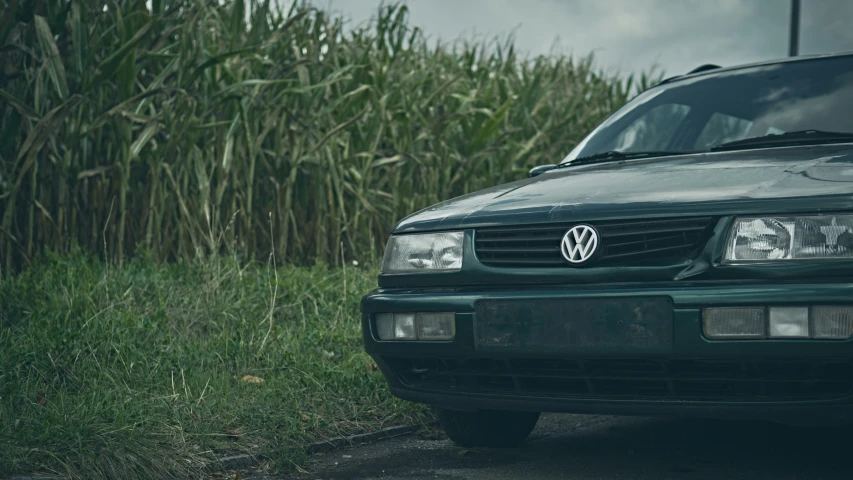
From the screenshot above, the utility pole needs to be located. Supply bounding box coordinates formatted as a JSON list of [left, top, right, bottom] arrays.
[[789, 0, 800, 56]]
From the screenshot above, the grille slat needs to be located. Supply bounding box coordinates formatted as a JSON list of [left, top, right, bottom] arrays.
[[475, 216, 715, 267], [598, 225, 709, 237], [602, 244, 701, 260], [476, 258, 567, 265], [605, 233, 698, 249], [385, 357, 853, 402], [476, 246, 560, 253], [594, 218, 712, 229], [475, 235, 564, 243]]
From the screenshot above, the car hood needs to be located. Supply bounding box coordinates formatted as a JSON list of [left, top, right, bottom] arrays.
[[394, 144, 853, 233]]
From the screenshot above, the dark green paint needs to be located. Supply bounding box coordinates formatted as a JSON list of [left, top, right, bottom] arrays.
[[392, 144, 853, 234], [378, 214, 853, 289], [361, 142, 853, 418]]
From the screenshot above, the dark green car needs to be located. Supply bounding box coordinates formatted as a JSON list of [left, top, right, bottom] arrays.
[[361, 52, 853, 448]]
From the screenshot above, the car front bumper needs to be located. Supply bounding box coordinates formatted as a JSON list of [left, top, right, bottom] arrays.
[[361, 281, 853, 424]]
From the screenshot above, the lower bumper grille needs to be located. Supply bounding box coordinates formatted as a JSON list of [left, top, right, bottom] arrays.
[[383, 357, 853, 402]]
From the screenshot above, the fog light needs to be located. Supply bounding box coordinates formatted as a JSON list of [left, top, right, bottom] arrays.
[[703, 307, 766, 339], [769, 307, 809, 338], [812, 306, 853, 339], [417, 313, 455, 340], [375, 313, 416, 340], [375, 313, 395, 340], [374, 312, 455, 341], [394, 313, 417, 340]]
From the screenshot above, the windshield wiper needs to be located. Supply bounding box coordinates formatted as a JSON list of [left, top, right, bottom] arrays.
[[712, 130, 853, 151], [556, 150, 689, 168]]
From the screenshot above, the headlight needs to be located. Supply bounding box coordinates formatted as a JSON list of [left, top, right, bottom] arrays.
[[724, 214, 853, 263], [381, 231, 464, 274]]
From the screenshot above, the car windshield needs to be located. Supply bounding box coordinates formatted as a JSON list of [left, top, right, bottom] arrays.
[[561, 55, 853, 164]]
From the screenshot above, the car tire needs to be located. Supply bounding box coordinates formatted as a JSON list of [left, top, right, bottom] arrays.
[[435, 408, 540, 448]]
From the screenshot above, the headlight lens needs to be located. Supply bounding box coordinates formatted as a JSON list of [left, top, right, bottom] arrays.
[[724, 214, 853, 263], [381, 232, 464, 274]]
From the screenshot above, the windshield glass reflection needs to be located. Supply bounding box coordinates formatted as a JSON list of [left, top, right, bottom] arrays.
[[562, 56, 853, 163]]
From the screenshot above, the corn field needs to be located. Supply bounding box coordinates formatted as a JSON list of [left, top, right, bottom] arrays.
[[0, 0, 657, 275]]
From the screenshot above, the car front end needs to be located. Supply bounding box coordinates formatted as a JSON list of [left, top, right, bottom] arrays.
[[363, 216, 853, 422], [361, 53, 853, 447]]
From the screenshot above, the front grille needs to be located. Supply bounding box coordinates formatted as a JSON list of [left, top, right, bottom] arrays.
[[474, 216, 716, 267], [384, 357, 853, 402]]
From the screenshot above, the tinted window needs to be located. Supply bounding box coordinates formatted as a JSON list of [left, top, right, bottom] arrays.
[[607, 104, 691, 152], [694, 112, 753, 149], [563, 55, 853, 162]]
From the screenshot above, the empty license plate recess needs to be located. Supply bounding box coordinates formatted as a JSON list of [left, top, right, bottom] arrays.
[[474, 297, 674, 354]]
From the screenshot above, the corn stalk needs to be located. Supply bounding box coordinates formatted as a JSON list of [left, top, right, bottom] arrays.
[[0, 0, 654, 276]]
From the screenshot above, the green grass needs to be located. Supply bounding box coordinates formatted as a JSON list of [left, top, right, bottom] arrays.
[[0, 252, 428, 479], [0, 1, 659, 476]]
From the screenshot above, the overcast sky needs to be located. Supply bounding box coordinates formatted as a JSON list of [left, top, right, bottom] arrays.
[[322, 0, 853, 77]]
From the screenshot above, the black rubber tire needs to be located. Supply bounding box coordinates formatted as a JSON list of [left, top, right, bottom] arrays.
[[435, 408, 540, 448]]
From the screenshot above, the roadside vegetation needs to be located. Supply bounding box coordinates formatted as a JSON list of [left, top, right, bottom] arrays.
[[0, 0, 656, 477], [0, 0, 655, 273], [1, 252, 428, 478]]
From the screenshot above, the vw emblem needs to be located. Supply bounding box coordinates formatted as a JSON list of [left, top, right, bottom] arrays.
[[560, 225, 599, 264]]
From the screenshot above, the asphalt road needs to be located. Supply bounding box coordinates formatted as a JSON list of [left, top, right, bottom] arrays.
[[274, 413, 851, 480]]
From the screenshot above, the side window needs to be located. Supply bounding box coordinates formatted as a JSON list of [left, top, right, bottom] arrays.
[[694, 112, 754, 149], [608, 104, 691, 152]]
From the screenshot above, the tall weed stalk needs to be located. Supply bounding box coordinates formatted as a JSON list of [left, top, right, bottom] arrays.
[[0, 0, 658, 276]]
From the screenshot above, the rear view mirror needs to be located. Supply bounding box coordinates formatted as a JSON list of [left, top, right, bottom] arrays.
[[528, 164, 557, 178]]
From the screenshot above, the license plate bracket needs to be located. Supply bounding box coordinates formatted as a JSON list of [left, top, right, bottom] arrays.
[[474, 297, 674, 354]]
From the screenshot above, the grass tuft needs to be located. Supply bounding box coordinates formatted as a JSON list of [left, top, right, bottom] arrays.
[[0, 253, 427, 478]]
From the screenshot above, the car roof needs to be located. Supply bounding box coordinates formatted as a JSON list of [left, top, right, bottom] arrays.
[[657, 50, 853, 87]]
